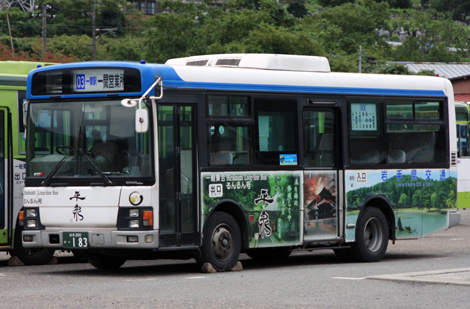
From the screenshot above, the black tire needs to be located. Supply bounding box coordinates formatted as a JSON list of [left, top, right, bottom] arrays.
[[72, 250, 88, 261], [246, 248, 291, 261], [333, 248, 354, 262], [198, 212, 241, 272], [11, 226, 55, 265], [88, 254, 126, 269], [349, 207, 389, 262]]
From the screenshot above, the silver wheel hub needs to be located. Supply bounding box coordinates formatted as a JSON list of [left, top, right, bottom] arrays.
[[364, 217, 384, 253], [211, 223, 234, 261]]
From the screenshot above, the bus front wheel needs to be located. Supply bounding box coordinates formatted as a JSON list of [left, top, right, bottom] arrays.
[[349, 207, 389, 262], [11, 226, 55, 265], [198, 212, 241, 272]]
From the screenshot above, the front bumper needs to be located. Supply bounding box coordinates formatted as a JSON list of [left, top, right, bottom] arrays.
[[22, 229, 159, 249]]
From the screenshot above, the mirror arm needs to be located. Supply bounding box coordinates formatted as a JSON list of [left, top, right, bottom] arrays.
[[138, 76, 163, 110]]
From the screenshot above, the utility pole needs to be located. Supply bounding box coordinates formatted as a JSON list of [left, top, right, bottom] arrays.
[[92, 0, 97, 60], [31, 3, 58, 59], [42, 4, 47, 55]]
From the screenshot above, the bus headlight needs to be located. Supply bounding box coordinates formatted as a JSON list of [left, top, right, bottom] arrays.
[[26, 219, 37, 228], [117, 207, 153, 230], [129, 220, 139, 228], [25, 208, 37, 218], [129, 209, 139, 217], [23, 208, 44, 230]]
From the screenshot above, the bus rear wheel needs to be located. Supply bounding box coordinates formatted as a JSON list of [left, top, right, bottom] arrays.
[[88, 254, 126, 269], [349, 207, 389, 262], [198, 212, 241, 272]]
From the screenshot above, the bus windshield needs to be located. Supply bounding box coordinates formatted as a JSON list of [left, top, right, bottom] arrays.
[[26, 100, 152, 181]]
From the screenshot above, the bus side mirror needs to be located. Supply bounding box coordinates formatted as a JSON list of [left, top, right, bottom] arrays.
[[136, 109, 148, 133]]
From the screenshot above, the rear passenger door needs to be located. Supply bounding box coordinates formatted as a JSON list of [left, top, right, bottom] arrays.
[[302, 107, 341, 241]]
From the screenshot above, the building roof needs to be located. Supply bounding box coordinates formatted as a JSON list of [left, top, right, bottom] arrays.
[[455, 94, 470, 102], [394, 62, 470, 80]]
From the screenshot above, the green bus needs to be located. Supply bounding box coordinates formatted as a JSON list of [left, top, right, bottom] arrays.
[[455, 101, 470, 209], [0, 61, 56, 264]]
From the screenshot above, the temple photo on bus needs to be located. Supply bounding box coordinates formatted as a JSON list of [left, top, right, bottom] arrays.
[[21, 54, 458, 271]]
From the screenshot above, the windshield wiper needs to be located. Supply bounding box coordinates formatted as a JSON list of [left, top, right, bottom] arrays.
[[41, 147, 113, 186], [42, 126, 113, 186], [78, 147, 113, 186], [42, 148, 78, 186], [75, 126, 113, 186]]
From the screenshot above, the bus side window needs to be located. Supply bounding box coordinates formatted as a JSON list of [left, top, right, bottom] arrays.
[[254, 97, 298, 165], [208, 124, 252, 166], [303, 111, 335, 167], [460, 125, 470, 157], [348, 101, 385, 165]]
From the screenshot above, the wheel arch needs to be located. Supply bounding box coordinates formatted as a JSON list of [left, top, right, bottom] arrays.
[[203, 199, 249, 250], [360, 196, 396, 241]]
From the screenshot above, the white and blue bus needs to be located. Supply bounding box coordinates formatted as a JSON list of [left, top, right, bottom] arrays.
[[22, 54, 457, 270]]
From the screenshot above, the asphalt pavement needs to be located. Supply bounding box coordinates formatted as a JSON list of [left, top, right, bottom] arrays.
[[2, 209, 470, 287], [369, 209, 470, 286]]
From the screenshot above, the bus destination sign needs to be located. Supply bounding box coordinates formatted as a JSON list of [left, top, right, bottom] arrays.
[[72, 69, 124, 92]]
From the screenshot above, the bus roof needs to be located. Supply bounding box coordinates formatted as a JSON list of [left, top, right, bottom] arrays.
[[0, 61, 56, 87], [165, 53, 331, 72], [26, 58, 453, 99]]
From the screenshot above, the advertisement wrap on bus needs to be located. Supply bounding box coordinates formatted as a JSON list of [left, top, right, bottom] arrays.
[[21, 54, 458, 271]]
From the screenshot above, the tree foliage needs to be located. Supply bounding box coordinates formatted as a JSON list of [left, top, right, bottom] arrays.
[[430, 0, 470, 21], [2, 0, 470, 68], [392, 9, 469, 62], [306, 0, 390, 55]]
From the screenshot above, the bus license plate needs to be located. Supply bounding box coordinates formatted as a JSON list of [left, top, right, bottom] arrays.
[[63, 232, 89, 248]]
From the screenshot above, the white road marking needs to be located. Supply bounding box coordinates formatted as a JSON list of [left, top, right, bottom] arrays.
[[186, 276, 206, 279], [125, 278, 155, 282], [332, 277, 366, 280]]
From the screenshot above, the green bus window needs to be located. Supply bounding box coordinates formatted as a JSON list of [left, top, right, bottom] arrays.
[[459, 125, 470, 157]]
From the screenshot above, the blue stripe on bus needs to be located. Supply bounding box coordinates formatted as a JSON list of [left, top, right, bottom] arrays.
[[163, 80, 446, 97], [27, 83, 446, 99]]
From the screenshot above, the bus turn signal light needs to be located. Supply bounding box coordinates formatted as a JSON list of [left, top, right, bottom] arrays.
[[143, 210, 153, 227]]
